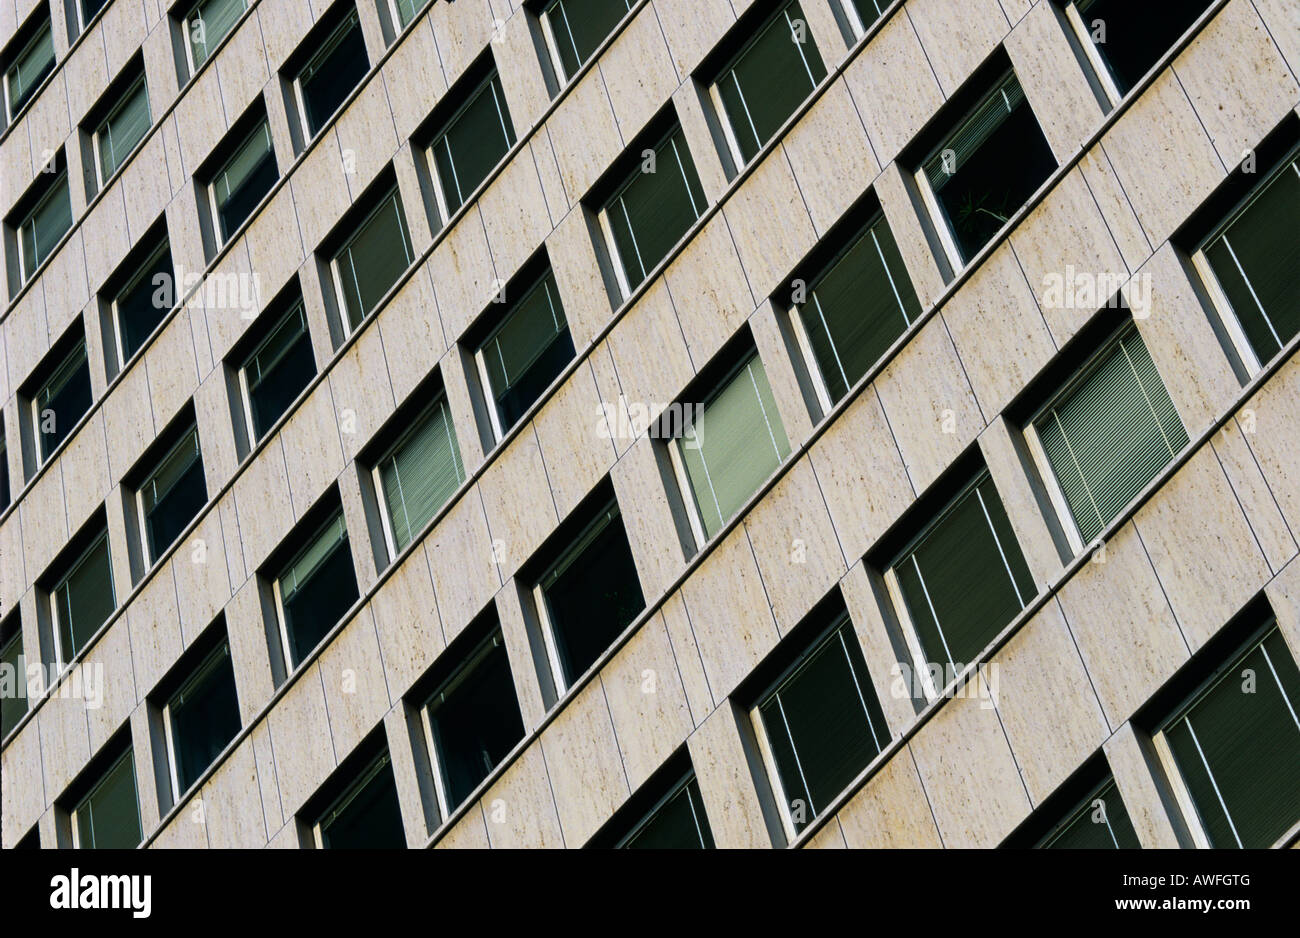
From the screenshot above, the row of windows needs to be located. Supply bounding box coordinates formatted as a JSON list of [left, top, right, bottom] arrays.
[[8, 560, 1297, 850]]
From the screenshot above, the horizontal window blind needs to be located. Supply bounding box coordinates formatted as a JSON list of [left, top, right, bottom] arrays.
[[280, 512, 347, 603], [76, 750, 141, 849], [142, 429, 201, 514], [543, 0, 633, 79], [336, 191, 413, 328], [21, 172, 73, 278], [214, 121, 273, 207], [432, 72, 515, 215], [98, 80, 150, 180], [380, 398, 465, 553], [483, 273, 566, 398], [6, 24, 54, 114], [923, 74, 1024, 190], [189, 0, 247, 66], [56, 532, 115, 659]]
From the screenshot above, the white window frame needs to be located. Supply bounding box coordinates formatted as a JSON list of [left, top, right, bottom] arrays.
[[837, 0, 887, 39], [16, 167, 70, 284], [537, 0, 633, 87], [238, 300, 310, 446], [91, 75, 150, 190], [135, 425, 202, 569], [748, 614, 886, 841], [69, 747, 141, 849], [312, 751, 392, 848], [388, 0, 429, 34], [597, 130, 702, 304], [707, 0, 821, 171], [3, 19, 54, 122], [293, 9, 361, 143], [49, 529, 116, 672], [424, 70, 513, 226], [271, 510, 349, 675], [329, 187, 413, 335], [1146, 626, 1299, 850], [418, 631, 508, 822], [207, 117, 274, 247], [74, 0, 110, 36], [111, 239, 171, 370], [1187, 152, 1300, 380], [1062, 0, 1124, 107], [180, 0, 250, 76], [161, 641, 232, 804]]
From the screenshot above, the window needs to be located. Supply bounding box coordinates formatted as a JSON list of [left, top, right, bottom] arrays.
[[752, 610, 889, 836], [391, 0, 429, 31], [1193, 149, 1300, 375], [237, 299, 317, 443], [538, 0, 632, 84], [76, 0, 112, 33], [1, 616, 25, 738], [1064, 0, 1214, 103], [33, 339, 92, 463], [374, 396, 465, 557], [16, 168, 73, 283], [599, 123, 707, 300], [533, 494, 645, 691], [669, 353, 790, 546], [474, 267, 574, 439], [420, 630, 525, 817], [93, 75, 151, 184], [614, 772, 714, 849], [272, 508, 359, 669], [884, 471, 1035, 689], [1039, 778, 1140, 849], [790, 210, 921, 406], [4, 17, 55, 121], [330, 186, 413, 332], [294, 8, 369, 140], [71, 747, 143, 849], [839, 0, 887, 38], [208, 119, 278, 244], [49, 524, 116, 666], [917, 71, 1056, 266], [0, 429, 9, 512], [161, 639, 241, 800], [313, 752, 406, 848], [110, 238, 174, 366], [136, 426, 207, 566], [427, 67, 516, 222], [182, 0, 249, 70], [711, 0, 827, 168], [1026, 327, 1188, 549], [1153, 623, 1300, 848]]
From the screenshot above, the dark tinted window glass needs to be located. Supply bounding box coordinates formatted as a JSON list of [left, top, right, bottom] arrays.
[[169, 643, 241, 794], [480, 270, 574, 433], [540, 503, 645, 685], [75, 749, 142, 849], [244, 303, 316, 441], [116, 244, 174, 363], [54, 531, 116, 661], [1, 626, 26, 737], [624, 777, 715, 849], [278, 513, 359, 667], [318, 757, 406, 848], [298, 11, 369, 137], [431, 71, 516, 218], [213, 121, 277, 241], [1075, 0, 1214, 95], [1041, 779, 1141, 848], [334, 190, 413, 329], [36, 342, 92, 461], [542, 0, 632, 80], [427, 636, 525, 811], [141, 429, 207, 564]]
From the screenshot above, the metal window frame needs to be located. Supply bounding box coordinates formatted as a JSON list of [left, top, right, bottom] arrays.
[[537, 0, 634, 86], [16, 166, 70, 283], [272, 509, 349, 675], [3, 18, 55, 122], [92, 74, 151, 189], [161, 640, 233, 804], [111, 239, 172, 371], [1063, 0, 1124, 107], [135, 425, 203, 568], [238, 299, 310, 445], [180, 0, 250, 75], [329, 187, 413, 335], [49, 527, 116, 672], [312, 751, 392, 848], [613, 769, 707, 848], [207, 117, 274, 247], [32, 338, 89, 465], [293, 7, 362, 142], [69, 746, 141, 849], [370, 394, 459, 562], [424, 69, 514, 226]]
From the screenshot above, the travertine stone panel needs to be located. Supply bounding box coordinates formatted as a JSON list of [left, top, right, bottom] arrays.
[[335, 81, 401, 201], [942, 241, 1056, 418], [1173, 0, 1300, 168], [1104, 722, 1184, 848], [804, 819, 847, 848], [660, 593, 714, 725], [1266, 558, 1300, 661], [318, 608, 391, 757], [376, 265, 446, 404], [979, 417, 1067, 591], [1100, 70, 1226, 248], [910, 674, 1032, 848], [532, 362, 617, 519], [251, 722, 284, 834], [382, 706, 431, 847], [653, 0, 736, 80], [214, 15, 271, 122], [383, 17, 447, 142], [663, 212, 754, 370], [1, 720, 45, 846], [494, 10, 550, 132], [688, 703, 776, 848], [127, 565, 185, 703], [479, 149, 553, 283], [279, 384, 346, 520], [121, 135, 172, 245], [1240, 356, 1300, 535], [599, 4, 678, 143], [84, 619, 136, 751], [268, 666, 337, 817], [60, 412, 110, 535], [242, 191, 306, 329], [143, 312, 202, 430], [232, 438, 295, 571], [428, 207, 500, 344], [681, 526, 780, 702], [478, 427, 559, 579], [840, 560, 917, 739], [540, 679, 630, 845], [750, 302, 816, 450], [172, 509, 234, 644], [328, 323, 395, 464], [435, 803, 491, 849], [834, 745, 944, 848], [722, 147, 818, 304], [1250, 0, 1300, 76], [424, 489, 502, 638], [990, 600, 1109, 802], [371, 551, 446, 699], [546, 205, 615, 349], [480, 742, 565, 848], [873, 316, 984, 494], [742, 457, 847, 631], [428, 0, 497, 86], [1212, 418, 1298, 573], [1057, 522, 1189, 727], [546, 67, 623, 203], [609, 439, 688, 602], [907, 0, 1010, 96], [289, 135, 353, 251], [203, 741, 269, 849], [606, 279, 694, 440], [37, 691, 91, 802], [1075, 146, 1153, 279], [842, 11, 944, 167]]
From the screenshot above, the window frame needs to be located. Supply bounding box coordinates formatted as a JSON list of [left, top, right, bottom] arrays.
[[370, 394, 463, 561], [311, 750, 393, 848], [92, 74, 151, 189], [16, 166, 72, 283], [135, 424, 204, 568], [418, 630, 512, 821], [271, 508, 351, 674], [1187, 146, 1300, 379], [237, 298, 312, 445], [110, 239, 173, 370], [160, 639, 235, 804], [1038, 776, 1133, 849], [32, 338, 91, 465], [389, 0, 429, 33], [3, 17, 55, 123], [597, 126, 705, 303], [1021, 324, 1185, 555], [1149, 622, 1300, 849], [538, 0, 635, 87], [881, 470, 1028, 701], [50, 527, 116, 671], [748, 611, 886, 841], [180, 0, 250, 75], [329, 186, 414, 335], [292, 7, 363, 143], [1062, 0, 1125, 107], [614, 769, 712, 849], [837, 0, 885, 39], [424, 68, 515, 226], [69, 747, 142, 849], [207, 117, 276, 247]]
